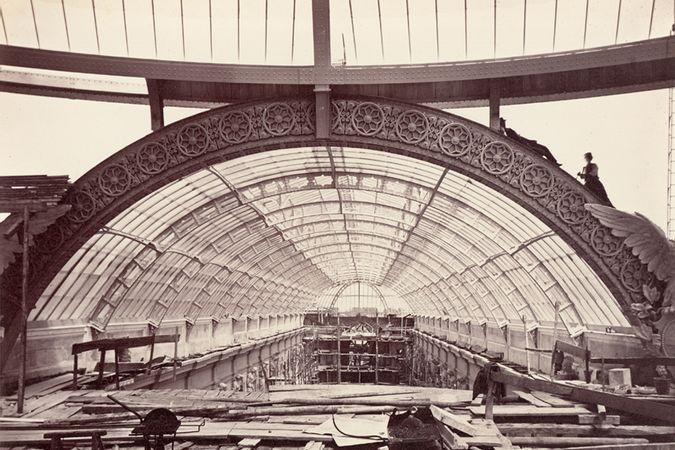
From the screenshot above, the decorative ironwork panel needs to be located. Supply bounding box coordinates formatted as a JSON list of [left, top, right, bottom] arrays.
[[0, 96, 663, 357]]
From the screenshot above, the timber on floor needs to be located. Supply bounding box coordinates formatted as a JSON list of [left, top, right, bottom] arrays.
[[2, 382, 675, 449]]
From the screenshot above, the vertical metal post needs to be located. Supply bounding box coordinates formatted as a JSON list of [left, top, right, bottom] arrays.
[[522, 316, 531, 373], [146, 79, 164, 132], [336, 311, 341, 384], [410, 332, 415, 385], [114, 347, 120, 389], [173, 327, 178, 382], [72, 353, 78, 390], [668, 86, 675, 238], [29, 0, 40, 48], [375, 310, 379, 384], [489, 81, 500, 131], [314, 85, 331, 139], [348, 0, 358, 63], [16, 206, 29, 414], [146, 330, 156, 374], [434, 0, 439, 61], [97, 350, 106, 385], [648, 0, 656, 38], [150, 0, 158, 57], [522, 0, 527, 54], [463, 0, 468, 58], [405, 0, 412, 62], [582, 0, 589, 48], [291, 0, 297, 62], [208, 0, 213, 60], [357, 282, 361, 310], [264, 0, 268, 63], [552, 0, 558, 51], [549, 301, 560, 375], [493, 0, 497, 57], [614, 0, 622, 44], [485, 371, 495, 420], [91, 0, 100, 53]]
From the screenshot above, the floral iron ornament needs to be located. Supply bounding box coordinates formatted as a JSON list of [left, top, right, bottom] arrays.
[[585, 204, 675, 347]]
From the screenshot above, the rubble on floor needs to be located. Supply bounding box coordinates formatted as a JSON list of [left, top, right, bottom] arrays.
[[2, 379, 675, 450]]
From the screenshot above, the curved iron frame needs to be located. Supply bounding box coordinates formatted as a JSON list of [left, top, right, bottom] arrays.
[[0, 95, 659, 370]]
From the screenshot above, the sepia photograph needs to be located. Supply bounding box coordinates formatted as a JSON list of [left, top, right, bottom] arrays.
[[1, 0, 675, 448]]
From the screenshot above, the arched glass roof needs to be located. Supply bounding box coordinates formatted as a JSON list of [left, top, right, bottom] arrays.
[[31, 146, 631, 337], [314, 282, 412, 314], [1, 0, 672, 65]]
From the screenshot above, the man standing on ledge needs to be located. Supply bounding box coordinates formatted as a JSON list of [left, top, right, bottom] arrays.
[[578, 152, 613, 207]]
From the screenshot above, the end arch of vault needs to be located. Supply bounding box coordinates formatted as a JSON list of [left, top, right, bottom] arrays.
[[0, 96, 658, 366]]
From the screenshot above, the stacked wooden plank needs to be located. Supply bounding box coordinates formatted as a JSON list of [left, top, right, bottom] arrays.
[[0, 385, 471, 449], [0, 175, 70, 212], [430, 383, 675, 449], [3, 381, 675, 449]]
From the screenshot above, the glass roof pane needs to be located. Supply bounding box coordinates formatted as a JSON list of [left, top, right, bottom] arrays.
[[292, 0, 314, 65], [122, 0, 155, 58], [3, 0, 39, 47], [617, 1, 654, 44], [182, 0, 212, 62], [584, 0, 617, 49], [378, 0, 408, 65], [525, 0, 556, 55], [465, 1, 494, 60], [239, 0, 265, 64], [28, 146, 633, 330], [495, 0, 523, 57], [33, 0, 69, 51], [64, 0, 99, 54], [1, 0, 670, 64], [94, 0, 127, 57], [553, 0, 587, 52], [346, 0, 381, 65], [409, 0, 436, 63]]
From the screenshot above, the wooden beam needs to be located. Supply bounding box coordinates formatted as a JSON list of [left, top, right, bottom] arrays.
[[435, 421, 469, 450], [589, 356, 675, 365], [16, 206, 29, 414], [0, 176, 69, 213], [72, 334, 179, 354], [495, 423, 675, 437], [510, 437, 649, 447], [554, 340, 590, 360], [512, 390, 550, 407], [469, 405, 591, 417], [578, 414, 620, 425], [430, 405, 481, 436], [93, 362, 146, 372], [565, 444, 675, 450], [490, 368, 675, 424], [529, 390, 574, 407]]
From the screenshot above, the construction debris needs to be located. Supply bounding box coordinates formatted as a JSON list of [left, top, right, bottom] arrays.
[[1, 379, 675, 449]]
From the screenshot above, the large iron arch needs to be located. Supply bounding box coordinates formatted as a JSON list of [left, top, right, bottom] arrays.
[[0, 96, 659, 367]]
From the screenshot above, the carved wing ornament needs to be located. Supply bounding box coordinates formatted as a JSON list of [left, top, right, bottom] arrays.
[[586, 203, 675, 348]]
